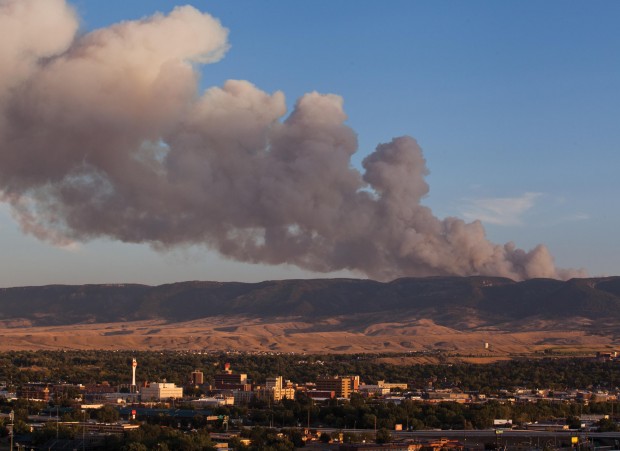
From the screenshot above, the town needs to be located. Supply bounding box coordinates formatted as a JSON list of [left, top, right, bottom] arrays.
[[0, 351, 620, 450]]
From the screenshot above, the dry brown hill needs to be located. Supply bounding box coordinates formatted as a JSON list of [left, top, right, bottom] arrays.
[[0, 276, 619, 353]]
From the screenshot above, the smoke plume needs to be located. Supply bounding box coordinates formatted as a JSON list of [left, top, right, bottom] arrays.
[[0, 0, 581, 281]]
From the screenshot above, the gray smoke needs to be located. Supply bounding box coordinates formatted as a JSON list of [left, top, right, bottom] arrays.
[[0, 0, 582, 281]]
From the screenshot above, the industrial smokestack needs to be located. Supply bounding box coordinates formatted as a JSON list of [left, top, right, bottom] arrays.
[[0, 0, 583, 281]]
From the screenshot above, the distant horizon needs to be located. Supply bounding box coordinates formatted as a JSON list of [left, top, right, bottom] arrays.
[[2, 272, 619, 290]]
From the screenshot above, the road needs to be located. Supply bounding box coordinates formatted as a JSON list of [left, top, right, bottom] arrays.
[[313, 427, 620, 448]]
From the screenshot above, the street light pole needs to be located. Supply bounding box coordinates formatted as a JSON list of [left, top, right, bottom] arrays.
[[82, 410, 86, 451], [9, 410, 14, 451]]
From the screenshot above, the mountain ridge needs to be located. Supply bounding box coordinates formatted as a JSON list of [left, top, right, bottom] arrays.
[[1, 276, 620, 328], [1, 276, 620, 353]]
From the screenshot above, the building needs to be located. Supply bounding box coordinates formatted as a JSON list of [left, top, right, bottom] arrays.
[[425, 391, 471, 403], [17, 384, 50, 402], [348, 375, 360, 392], [339, 443, 423, 451], [215, 372, 247, 385], [265, 376, 281, 391], [306, 390, 335, 400], [191, 394, 234, 407], [316, 376, 356, 398], [191, 370, 204, 386], [377, 380, 408, 391], [232, 390, 254, 405], [52, 421, 141, 435], [263, 376, 296, 401], [277, 379, 296, 401], [140, 382, 183, 401], [596, 351, 618, 361], [214, 366, 251, 391], [339, 439, 463, 451], [359, 384, 391, 397]]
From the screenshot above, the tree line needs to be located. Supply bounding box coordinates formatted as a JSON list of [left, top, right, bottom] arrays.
[[1, 351, 619, 392]]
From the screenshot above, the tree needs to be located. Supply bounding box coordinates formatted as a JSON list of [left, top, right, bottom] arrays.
[[342, 431, 359, 444], [319, 432, 331, 443], [566, 415, 582, 430], [598, 418, 619, 432], [282, 428, 305, 448], [375, 427, 391, 444], [97, 405, 120, 423], [124, 443, 148, 451], [31, 423, 74, 445]]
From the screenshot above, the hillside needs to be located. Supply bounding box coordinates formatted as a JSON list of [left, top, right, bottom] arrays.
[[0, 276, 619, 353]]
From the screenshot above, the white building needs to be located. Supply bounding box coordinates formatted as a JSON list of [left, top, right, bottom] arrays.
[[191, 395, 234, 407], [359, 384, 391, 396], [264, 376, 296, 401], [140, 382, 183, 401]]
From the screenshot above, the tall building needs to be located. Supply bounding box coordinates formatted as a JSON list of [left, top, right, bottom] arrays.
[[265, 376, 282, 391], [263, 376, 296, 401], [316, 376, 357, 398], [191, 370, 204, 386], [215, 372, 247, 386], [214, 367, 251, 391], [348, 375, 360, 392]]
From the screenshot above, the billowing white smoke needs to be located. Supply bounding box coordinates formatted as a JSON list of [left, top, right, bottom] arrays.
[[0, 0, 581, 281]]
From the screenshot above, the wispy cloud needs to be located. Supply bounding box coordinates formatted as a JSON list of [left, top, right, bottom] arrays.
[[546, 212, 590, 226], [461, 192, 541, 226], [54, 241, 82, 253], [564, 213, 590, 221]]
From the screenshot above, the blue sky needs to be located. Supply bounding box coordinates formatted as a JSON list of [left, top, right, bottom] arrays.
[[1, 0, 619, 286]]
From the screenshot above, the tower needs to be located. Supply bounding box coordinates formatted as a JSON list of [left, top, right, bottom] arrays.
[[131, 358, 137, 390]]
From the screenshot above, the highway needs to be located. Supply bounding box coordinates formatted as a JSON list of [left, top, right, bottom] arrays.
[[312, 428, 620, 448]]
